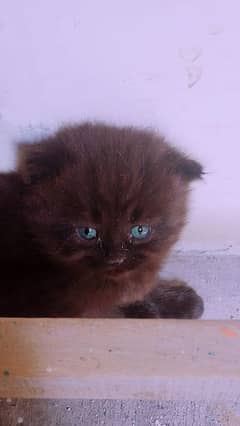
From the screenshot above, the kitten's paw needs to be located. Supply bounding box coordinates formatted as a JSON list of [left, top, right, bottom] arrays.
[[152, 280, 204, 319], [120, 279, 204, 319]]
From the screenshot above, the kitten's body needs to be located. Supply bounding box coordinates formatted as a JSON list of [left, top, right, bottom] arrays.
[[0, 123, 203, 318]]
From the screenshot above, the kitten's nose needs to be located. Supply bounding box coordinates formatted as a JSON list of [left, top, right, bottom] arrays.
[[101, 242, 126, 266]]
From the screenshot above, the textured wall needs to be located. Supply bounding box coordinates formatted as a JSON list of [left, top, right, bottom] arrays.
[[0, 0, 239, 250]]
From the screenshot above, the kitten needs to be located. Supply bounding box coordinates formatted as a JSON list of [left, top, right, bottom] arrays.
[[0, 122, 203, 318]]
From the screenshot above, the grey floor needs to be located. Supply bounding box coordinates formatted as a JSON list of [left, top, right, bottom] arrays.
[[1, 253, 239, 426], [1, 399, 240, 426]]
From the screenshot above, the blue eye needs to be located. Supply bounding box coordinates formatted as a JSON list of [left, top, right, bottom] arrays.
[[78, 227, 97, 240], [131, 225, 150, 239]]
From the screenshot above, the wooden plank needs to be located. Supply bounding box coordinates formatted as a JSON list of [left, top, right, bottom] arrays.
[[0, 319, 239, 401]]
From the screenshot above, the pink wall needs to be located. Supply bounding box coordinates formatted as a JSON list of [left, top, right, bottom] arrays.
[[0, 0, 239, 251]]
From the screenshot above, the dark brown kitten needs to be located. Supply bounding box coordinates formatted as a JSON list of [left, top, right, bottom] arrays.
[[0, 122, 203, 318]]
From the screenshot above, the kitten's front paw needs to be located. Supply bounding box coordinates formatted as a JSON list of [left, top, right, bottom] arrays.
[[120, 280, 204, 319], [152, 280, 204, 319]]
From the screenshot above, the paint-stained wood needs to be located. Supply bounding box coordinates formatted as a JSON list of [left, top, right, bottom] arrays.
[[0, 319, 239, 400]]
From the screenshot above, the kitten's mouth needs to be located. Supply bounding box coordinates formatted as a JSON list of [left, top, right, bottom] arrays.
[[105, 257, 126, 266], [102, 259, 137, 275], [84, 255, 139, 274], [103, 261, 127, 273]]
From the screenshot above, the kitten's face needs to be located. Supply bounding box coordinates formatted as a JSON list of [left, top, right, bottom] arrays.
[[20, 123, 202, 277], [24, 179, 184, 275]]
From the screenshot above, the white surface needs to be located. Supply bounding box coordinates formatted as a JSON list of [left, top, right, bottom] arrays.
[[163, 253, 240, 320], [0, 0, 239, 250]]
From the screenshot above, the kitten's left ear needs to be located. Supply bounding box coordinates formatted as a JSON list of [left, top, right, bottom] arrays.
[[16, 140, 73, 184], [166, 147, 204, 181]]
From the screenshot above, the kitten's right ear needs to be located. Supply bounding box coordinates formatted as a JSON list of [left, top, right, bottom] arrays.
[[17, 141, 72, 184], [165, 147, 204, 182]]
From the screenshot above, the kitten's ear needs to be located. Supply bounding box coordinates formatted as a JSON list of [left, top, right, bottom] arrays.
[[166, 148, 204, 181], [17, 140, 72, 184]]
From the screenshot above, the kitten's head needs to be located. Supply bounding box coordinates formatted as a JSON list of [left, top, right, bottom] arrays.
[[18, 123, 203, 277]]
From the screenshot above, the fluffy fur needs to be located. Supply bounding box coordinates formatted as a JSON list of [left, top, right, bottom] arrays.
[[0, 122, 204, 317]]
